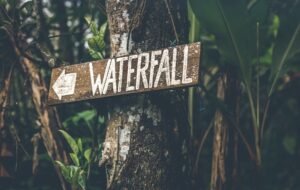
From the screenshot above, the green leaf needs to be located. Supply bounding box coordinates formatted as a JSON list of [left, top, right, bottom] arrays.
[[68, 165, 81, 184], [269, 2, 300, 95], [190, 0, 270, 129], [70, 153, 80, 166], [63, 115, 81, 127], [86, 20, 107, 60], [88, 35, 105, 53], [56, 152, 86, 188], [18, 0, 33, 12], [88, 48, 104, 59], [55, 160, 65, 168], [77, 110, 97, 123], [283, 135, 297, 155], [85, 16, 98, 35], [63, 110, 97, 127], [98, 115, 105, 124], [84, 148, 92, 163], [99, 22, 107, 36], [190, 0, 270, 86], [97, 21, 107, 48], [57, 164, 81, 185], [78, 170, 87, 190], [88, 37, 101, 52], [84, 16, 92, 25], [77, 138, 83, 153], [59, 130, 79, 154], [55, 161, 72, 182]]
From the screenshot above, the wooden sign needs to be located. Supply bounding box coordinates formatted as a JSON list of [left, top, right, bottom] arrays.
[[48, 42, 201, 105]]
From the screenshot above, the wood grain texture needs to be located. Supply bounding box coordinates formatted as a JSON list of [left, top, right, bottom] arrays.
[[48, 42, 201, 105]]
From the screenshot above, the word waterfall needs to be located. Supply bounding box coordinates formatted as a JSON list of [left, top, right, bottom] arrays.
[[48, 42, 201, 105]]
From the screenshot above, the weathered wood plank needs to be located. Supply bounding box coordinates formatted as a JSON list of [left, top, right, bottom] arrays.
[[48, 42, 201, 105]]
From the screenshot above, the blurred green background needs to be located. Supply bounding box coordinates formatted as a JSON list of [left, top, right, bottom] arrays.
[[0, 0, 299, 189]]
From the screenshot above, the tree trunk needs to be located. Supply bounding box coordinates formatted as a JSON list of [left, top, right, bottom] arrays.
[[100, 0, 190, 189], [210, 70, 241, 190], [4, 27, 71, 190], [211, 75, 228, 190]]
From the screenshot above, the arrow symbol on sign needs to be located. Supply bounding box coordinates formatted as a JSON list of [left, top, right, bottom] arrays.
[[52, 69, 77, 100]]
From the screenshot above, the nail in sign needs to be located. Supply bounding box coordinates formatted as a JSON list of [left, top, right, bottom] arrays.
[[48, 42, 201, 105]]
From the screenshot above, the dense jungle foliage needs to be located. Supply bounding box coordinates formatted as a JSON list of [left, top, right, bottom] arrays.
[[0, 0, 299, 189]]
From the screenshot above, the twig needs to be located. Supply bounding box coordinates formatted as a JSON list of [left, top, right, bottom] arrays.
[[164, 0, 179, 43], [224, 112, 257, 162], [0, 62, 15, 129], [193, 120, 214, 174]]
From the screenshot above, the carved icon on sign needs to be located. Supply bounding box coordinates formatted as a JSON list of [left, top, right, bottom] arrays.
[[52, 69, 77, 100]]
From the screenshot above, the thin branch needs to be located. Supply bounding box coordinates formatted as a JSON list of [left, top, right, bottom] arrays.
[[4, 23, 70, 190], [193, 120, 214, 174], [223, 111, 257, 162], [269, 23, 300, 96], [164, 0, 179, 43]]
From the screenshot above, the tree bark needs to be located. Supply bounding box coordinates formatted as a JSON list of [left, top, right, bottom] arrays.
[[0, 65, 14, 178], [100, 0, 190, 189], [210, 70, 240, 190], [211, 75, 228, 190], [3, 26, 71, 190]]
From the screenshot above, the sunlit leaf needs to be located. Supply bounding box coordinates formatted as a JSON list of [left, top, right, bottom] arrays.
[[85, 16, 98, 35], [68, 165, 81, 184], [55, 161, 72, 182], [77, 138, 83, 153], [70, 153, 80, 166], [88, 48, 104, 59], [63, 110, 97, 127], [78, 170, 87, 190], [97, 21, 107, 49], [98, 115, 105, 124], [77, 110, 97, 122], [59, 130, 79, 154], [88, 37, 101, 52], [84, 148, 92, 163], [18, 0, 33, 12], [86, 20, 107, 60]]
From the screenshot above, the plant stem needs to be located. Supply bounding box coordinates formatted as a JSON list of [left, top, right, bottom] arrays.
[[188, 87, 194, 138], [268, 23, 300, 96], [260, 99, 270, 142], [256, 22, 260, 131], [255, 22, 262, 167], [246, 87, 261, 166]]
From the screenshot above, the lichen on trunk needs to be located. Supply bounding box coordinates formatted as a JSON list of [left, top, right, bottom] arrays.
[[100, 0, 190, 189]]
